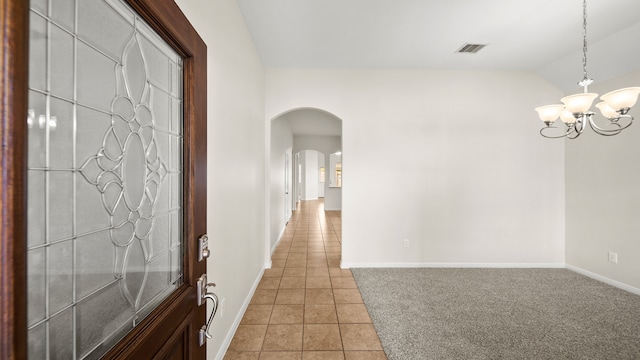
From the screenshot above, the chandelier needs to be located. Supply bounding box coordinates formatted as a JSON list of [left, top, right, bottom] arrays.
[[534, 0, 640, 139]]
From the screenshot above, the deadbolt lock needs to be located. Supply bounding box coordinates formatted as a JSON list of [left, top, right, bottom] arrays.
[[198, 234, 209, 262]]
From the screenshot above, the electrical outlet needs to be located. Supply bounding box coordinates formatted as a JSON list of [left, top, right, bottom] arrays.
[[403, 239, 410, 248], [608, 251, 618, 264]]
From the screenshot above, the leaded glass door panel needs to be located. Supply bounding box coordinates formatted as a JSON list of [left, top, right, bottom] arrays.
[[21, 0, 208, 358]]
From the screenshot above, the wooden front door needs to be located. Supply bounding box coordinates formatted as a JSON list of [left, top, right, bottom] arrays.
[[0, 0, 208, 358]]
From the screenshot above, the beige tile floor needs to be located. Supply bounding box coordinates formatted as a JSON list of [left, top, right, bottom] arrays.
[[224, 200, 387, 360]]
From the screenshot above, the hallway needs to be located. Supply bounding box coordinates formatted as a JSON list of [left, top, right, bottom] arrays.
[[224, 200, 387, 359]]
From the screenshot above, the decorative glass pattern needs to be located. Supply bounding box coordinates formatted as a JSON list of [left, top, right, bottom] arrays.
[[27, 0, 184, 358]]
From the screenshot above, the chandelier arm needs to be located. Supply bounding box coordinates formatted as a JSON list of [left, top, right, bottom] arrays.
[[567, 129, 582, 140], [588, 126, 621, 137], [564, 116, 586, 139], [539, 125, 577, 139], [587, 114, 633, 136]]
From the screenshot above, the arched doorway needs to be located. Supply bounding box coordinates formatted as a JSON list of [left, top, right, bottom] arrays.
[[267, 108, 343, 264]]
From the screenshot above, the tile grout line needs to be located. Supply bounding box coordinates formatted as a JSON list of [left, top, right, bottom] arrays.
[[224, 199, 386, 359]]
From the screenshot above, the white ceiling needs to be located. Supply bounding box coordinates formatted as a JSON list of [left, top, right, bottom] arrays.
[[238, 0, 640, 93]]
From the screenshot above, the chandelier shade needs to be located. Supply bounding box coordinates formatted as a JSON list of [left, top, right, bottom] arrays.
[[560, 109, 577, 124], [595, 102, 619, 119], [560, 93, 598, 114], [534, 105, 564, 123], [600, 87, 640, 111]]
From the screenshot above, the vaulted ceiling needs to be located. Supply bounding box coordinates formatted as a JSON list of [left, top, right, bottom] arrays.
[[238, 0, 640, 93]]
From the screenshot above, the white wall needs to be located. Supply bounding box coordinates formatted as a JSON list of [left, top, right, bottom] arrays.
[[318, 152, 325, 198], [297, 150, 306, 202], [565, 71, 640, 291], [293, 135, 342, 210], [266, 69, 566, 267], [303, 150, 319, 200], [174, 1, 265, 359], [269, 117, 293, 252]]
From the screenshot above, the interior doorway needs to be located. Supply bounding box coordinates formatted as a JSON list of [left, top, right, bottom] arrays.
[[268, 108, 342, 264]]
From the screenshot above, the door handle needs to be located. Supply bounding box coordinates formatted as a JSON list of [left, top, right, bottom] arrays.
[[197, 274, 218, 346], [199, 291, 218, 346]]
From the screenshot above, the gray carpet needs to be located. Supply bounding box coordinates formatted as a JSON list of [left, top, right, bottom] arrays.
[[351, 268, 640, 360]]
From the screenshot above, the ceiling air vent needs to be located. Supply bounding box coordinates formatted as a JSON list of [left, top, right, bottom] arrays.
[[456, 43, 487, 54]]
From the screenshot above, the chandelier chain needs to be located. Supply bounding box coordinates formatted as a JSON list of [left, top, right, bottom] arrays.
[[582, 0, 588, 81]]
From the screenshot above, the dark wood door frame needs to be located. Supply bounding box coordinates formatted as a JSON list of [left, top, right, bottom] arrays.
[[0, 0, 207, 358], [0, 0, 29, 358]]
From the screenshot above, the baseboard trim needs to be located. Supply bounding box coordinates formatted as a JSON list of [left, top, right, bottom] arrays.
[[265, 224, 287, 269], [341, 262, 566, 269], [566, 264, 640, 296], [215, 267, 265, 360], [341, 262, 640, 295], [270, 222, 288, 256], [272, 227, 284, 255]]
